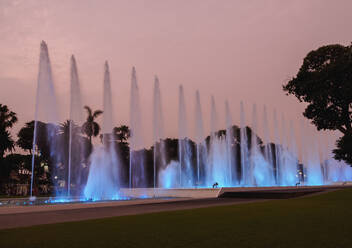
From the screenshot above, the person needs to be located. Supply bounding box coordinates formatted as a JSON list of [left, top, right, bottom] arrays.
[[212, 182, 219, 188]]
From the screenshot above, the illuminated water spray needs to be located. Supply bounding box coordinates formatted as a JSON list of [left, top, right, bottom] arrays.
[[129, 67, 146, 188], [68, 55, 84, 196], [178, 85, 193, 187], [30, 41, 59, 199], [153, 76, 166, 188], [84, 61, 120, 200]]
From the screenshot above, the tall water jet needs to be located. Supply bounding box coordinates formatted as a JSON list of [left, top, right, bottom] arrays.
[[301, 122, 309, 184], [272, 109, 281, 185], [323, 135, 337, 182], [84, 61, 120, 200], [322, 136, 332, 182], [101, 61, 119, 188], [210, 96, 218, 135], [208, 96, 218, 184], [279, 114, 287, 185], [69, 56, 83, 123], [129, 67, 146, 188], [195, 90, 205, 185], [31, 41, 59, 198], [68, 55, 84, 196], [278, 115, 298, 186], [102, 62, 113, 135], [225, 100, 235, 185], [250, 104, 272, 186], [288, 121, 298, 164], [255, 105, 274, 186], [153, 76, 166, 188], [178, 85, 192, 187], [208, 96, 230, 186], [276, 113, 288, 185], [304, 122, 323, 185], [262, 106, 273, 169], [240, 101, 249, 185], [280, 114, 287, 149], [248, 104, 258, 186], [283, 120, 299, 185]]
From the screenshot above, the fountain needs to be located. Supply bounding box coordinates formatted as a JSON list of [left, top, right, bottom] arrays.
[[304, 122, 324, 186], [273, 109, 281, 185], [25, 41, 352, 205], [129, 67, 146, 188], [68, 55, 84, 196], [178, 85, 193, 187], [195, 90, 206, 185], [240, 101, 250, 186], [250, 104, 273, 186], [262, 105, 274, 182], [153, 76, 166, 188], [83, 61, 120, 200], [30, 41, 60, 199], [225, 100, 235, 185]]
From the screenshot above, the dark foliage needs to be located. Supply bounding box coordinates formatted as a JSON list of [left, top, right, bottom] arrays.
[[81, 106, 103, 147], [333, 133, 352, 164], [283, 43, 352, 165], [0, 104, 18, 159]]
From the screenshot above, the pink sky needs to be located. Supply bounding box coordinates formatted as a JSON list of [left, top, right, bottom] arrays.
[[1, 0, 351, 155]]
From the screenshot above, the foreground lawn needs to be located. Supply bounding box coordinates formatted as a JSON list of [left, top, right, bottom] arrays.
[[1, 189, 351, 248]]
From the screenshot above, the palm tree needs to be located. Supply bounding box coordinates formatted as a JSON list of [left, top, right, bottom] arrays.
[[58, 120, 71, 144], [81, 106, 103, 146], [58, 120, 81, 143], [0, 104, 18, 159]]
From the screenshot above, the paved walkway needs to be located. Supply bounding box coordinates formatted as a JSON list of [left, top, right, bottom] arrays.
[[0, 197, 264, 230], [2, 185, 348, 230]]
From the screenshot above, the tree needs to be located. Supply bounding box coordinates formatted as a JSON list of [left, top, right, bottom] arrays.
[[0, 131, 15, 159], [283, 43, 352, 164], [17, 121, 51, 156], [57, 120, 81, 146], [57, 120, 81, 163], [57, 120, 91, 189], [113, 125, 131, 143], [81, 106, 103, 146], [0, 104, 18, 159], [17, 121, 35, 153], [333, 133, 352, 164], [58, 120, 72, 143], [112, 125, 131, 186], [0, 154, 32, 187]]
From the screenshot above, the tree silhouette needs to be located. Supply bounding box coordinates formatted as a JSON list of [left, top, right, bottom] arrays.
[[81, 106, 103, 147], [17, 121, 51, 157], [113, 125, 131, 143], [0, 104, 18, 159], [283, 43, 352, 164], [58, 120, 81, 144]]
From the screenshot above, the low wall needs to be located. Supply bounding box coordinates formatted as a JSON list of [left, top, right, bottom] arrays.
[[119, 188, 221, 198], [120, 183, 352, 199]]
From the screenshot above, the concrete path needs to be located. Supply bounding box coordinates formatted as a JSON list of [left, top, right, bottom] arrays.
[[1, 185, 348, 230], [0, 197, 263, 230]]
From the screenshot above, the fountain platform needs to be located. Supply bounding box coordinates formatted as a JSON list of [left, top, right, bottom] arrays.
[[121, 183, 352, 199], [1, 183, 351, 213]]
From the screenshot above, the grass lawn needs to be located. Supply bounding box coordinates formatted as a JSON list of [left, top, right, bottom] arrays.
[[0, 189, 351, 248]]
